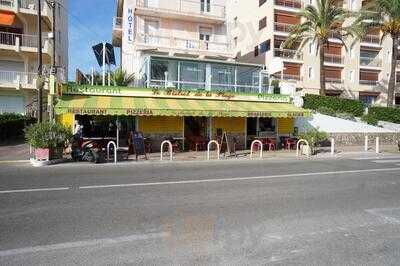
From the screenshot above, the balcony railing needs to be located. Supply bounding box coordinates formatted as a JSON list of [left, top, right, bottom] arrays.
[[360, 56, 382, 67], [361, 34, 380, 44], [281, 74, 301, 81], [137, 33, 231, 54], [274, 22, 296, 33], [0, 0, 14, 8], [0, 31, 42, 48], [274, 0, 302, 8], [359, 79, 379, 86], [0, 71, 36, 86], [136, 0, 225, 19], [326, 77, 343, 83], [113, 17, 122, 30], [274, 48, 303, 60], [324, 53, 344, 64]]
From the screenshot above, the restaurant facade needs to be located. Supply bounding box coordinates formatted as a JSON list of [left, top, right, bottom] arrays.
[[55, 84, 310, 152]]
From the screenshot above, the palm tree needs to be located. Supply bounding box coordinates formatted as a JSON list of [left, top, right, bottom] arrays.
[[353, 0, 400, 107], [112, 68, 135, 87], [284, 0, 354, 96]]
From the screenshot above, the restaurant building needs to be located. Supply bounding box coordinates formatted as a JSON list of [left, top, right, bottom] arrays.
[[55, 84, 310, 152]]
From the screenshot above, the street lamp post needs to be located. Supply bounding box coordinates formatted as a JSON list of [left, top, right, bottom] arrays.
[[37, 0, 43, 123]]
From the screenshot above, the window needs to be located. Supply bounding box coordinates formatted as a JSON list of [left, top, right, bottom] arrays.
[[349, 70, 354, 82], [308, 67, 314, 79], [350, 0, 356, 10], [234, 17, 238, 27], [260, 40, 270, 54], [259, 118, 276, 132], [359, 94, 377, 106], [201, 0, 211, 12], [259, 17, 267, 30], [308, 42, 314, 55], [259, 0, 267, 6], [150, 60, 169, 80], [234, 37, 238, 48], [254, 46, 259, 57], [308, 0, 313, 5]]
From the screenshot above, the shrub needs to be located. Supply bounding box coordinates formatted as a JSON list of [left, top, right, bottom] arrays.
[[368, 106, 400, 124], [316, 106, 336, 116], [304, 94, 365, 117], [361, 114, 379, 126], [299, 127, 329, 154], [0, 113, 36, 140], [25, 122, 72, 149], [335, 112, 356, 121]]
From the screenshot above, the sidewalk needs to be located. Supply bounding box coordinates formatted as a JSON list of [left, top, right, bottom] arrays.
[[0, 141, 30, 162]]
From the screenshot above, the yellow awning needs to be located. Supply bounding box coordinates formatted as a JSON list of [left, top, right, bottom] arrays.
[[55, 95, 310, 118]]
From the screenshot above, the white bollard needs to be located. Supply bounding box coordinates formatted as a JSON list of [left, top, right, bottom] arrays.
[[331, 138, 335, 156], [160, 140, 173, 161], [376, 137, 380, 154], [107, 141, 117, 164], [250, 140, 263, 159], [364, 135, 369, 152], [207, 140, 220, 160]]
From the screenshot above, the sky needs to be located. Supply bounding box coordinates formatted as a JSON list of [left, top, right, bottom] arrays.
[[68, 0, 120, 81]]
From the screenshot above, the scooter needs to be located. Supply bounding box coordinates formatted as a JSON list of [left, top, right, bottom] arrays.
[[71, 137, 105, 163]]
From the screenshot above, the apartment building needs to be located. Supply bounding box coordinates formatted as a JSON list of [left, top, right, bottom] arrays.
[[227, 0, 398, 106], [112, 0, 268, 93], [0, 0, 68, 115]]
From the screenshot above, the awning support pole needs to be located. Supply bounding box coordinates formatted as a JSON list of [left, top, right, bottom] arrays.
[[102, 42, 106, 86]]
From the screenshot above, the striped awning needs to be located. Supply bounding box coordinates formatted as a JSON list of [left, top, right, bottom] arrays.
[[55, 95, 310, 118]]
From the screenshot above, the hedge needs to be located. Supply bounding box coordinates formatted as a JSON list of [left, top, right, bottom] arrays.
[[369, 106, 400, 124], [303, 94, 365, 117], [0, 113, 36, 140]]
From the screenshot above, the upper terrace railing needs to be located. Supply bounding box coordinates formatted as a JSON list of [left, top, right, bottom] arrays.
[[274, 22, 296, 33], [0, 0, 14, 8], [274, 48, 303, 60], [360, 56, 382, 67], [136, 0, 226, 19], [361, 34, 381, 44], [137, 33, 231, 54], [0, 71, 36, 87], [274, 0, 302, 9], [0, 31, 43, 48], [324, 53, 344, 64]]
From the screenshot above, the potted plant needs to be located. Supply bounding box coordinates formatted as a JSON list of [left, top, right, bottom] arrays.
[[299, 128, 329, 156], [25, 122, 73, 161]]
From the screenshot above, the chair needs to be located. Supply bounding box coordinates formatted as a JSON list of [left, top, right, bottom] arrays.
[[267, 138, 277, 151], [285, 138, 296, 150]]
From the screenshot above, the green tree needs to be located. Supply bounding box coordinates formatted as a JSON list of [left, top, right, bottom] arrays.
[[112, 68, 135, 87], [353, 0, 400, 107], [284, 0, 354, 96]]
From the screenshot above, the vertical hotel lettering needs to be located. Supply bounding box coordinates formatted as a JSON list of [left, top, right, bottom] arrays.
[[127, 8, 134, 43]]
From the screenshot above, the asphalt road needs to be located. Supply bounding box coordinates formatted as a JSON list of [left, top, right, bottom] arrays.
[[1, 156, 400, 265]]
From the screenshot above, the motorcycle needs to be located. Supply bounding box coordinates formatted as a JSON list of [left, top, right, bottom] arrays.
[[71, 137, 105, 163]]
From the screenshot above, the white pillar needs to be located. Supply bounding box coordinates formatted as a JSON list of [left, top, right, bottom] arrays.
[[102, 42, 106, 86], [364, 135, 369, 152], [91, 67, 94, 85], [331, 138, 335, 156], [376, 137, 380, 154]]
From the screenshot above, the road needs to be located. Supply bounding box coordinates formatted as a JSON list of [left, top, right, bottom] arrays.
[[1, 156, 400, 265]]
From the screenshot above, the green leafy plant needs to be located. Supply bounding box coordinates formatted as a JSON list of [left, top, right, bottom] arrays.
[[112, 68, 135, 87], [316, 106, 336, 116], [25, 122, 72, 149], [361, 114, 379, 126], [335, 112, 356, 121], [299, 128, 329, 154], [304, 94, 365, 117], [368, 106, 400, 124]]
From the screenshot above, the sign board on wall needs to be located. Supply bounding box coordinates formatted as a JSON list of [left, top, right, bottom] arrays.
[[126, 6, 134, 43]]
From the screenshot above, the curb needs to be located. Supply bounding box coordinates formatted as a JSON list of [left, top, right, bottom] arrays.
[[30, 158, 70, 167]]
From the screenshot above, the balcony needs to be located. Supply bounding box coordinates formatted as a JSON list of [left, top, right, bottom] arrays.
[[274, 48, 303, 61], [326, 77, 343, 84], [274, 22, 295, 33], [113, 17, 122, 30], [324, 54, 344, 65], [1, 0, 52, 23], [360, 56, 382, 68], [136, 33, 233, 58], [0, 71, 37, 89], [0, 31, 50, 56], [361, 34, 381, 46], [274, 0, 302, 9], [281, 74, 301, 81], [135, 0, 225, 24], [359, 79, 380, 86], [112, 17, 122, 47]]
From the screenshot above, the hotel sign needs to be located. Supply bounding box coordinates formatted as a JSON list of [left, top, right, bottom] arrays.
[[63, 85, 292, 103], [126, 8, 134, 43]]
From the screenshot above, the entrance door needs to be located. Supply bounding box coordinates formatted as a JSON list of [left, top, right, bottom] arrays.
[[199, 27, 212, 50], [144, 20, 160, 45], [184, 117, 208, 151], [200, 0, 211, 13]]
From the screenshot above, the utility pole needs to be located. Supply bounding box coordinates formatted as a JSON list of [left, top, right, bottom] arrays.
[[49, 0, 57, 122], [37, 0, 43, 123]]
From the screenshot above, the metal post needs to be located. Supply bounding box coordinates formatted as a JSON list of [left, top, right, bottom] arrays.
[[37, 0, 43, 123], [102, 42, 106, 86], [365, 135, 369, 152], [376, 137, 380, 154], [331, 138, 335, 156], [91, 67, 94, 85]]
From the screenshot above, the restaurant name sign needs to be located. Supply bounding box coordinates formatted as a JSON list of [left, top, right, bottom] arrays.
[[63, 84, 291, 103]]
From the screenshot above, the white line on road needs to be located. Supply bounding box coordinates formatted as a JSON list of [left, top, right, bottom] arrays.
[[0, 232, 169, 257], [79, 167, 400, 190], [0, 187, 70, 194], [372, 159, 400, 164]]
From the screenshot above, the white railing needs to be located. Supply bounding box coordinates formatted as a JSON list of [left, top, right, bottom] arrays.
[[137, 33, 231, 54], [361, 34, 380, 44], [113, 17, 122, 30], [360, 56, 382, 67], [0, 0, 14, 8], [359, 79, 379, 86], [274, 0, 302, 8], [0, 31, 43, 48], [0, 71, 36, 86], [274, 48, 303, 60], [136, 0, 225, 18], [324, 53, 344, 64], [274, 22, 295, 33], [326, 77, 343, 84]]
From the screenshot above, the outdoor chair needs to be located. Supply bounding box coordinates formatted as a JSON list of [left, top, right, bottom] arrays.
[[267, 138, 277, 151]]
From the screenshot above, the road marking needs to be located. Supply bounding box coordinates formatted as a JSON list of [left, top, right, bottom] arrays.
[[0, 160, 29, 164], [79, 167, 400, 190], [0, 187, 70, 194], [0, 232, 169, 257], [372, 159, 400, 164], [353, 156, 400, 161]]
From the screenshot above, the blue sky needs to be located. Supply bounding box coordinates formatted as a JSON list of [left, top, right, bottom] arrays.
[[68, 0, 120, 81]]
